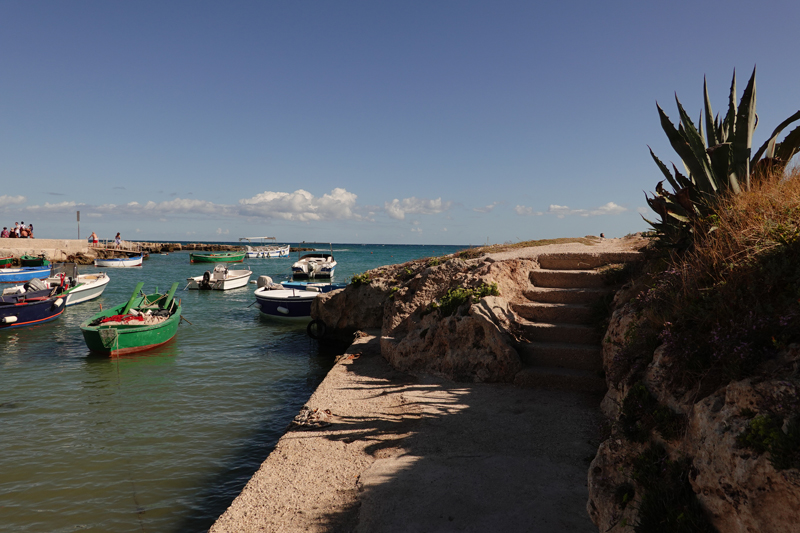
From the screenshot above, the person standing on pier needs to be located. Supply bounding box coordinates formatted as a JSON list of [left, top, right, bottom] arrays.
[[90, 232, 98, 246], [114, 232, 121, 249]]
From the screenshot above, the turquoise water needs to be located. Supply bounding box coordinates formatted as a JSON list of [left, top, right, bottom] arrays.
[[0, 244, 464, 533]]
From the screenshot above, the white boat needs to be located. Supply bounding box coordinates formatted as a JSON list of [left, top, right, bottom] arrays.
[[94, 254, 143, 268], [239, 237, 291, 258], [46, 263, 110, 306], [186, 264, 252, 290], [291, 243, 336, 279]]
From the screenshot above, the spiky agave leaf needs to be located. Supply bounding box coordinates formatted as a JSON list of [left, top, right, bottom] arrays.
[[731, 67, 757, 189], [676, 96, 718, 192], [704, 77, 719, 147]]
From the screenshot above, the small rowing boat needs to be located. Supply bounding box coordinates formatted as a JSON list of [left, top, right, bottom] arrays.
[[189, 251, 246, 263], [80, 282, 182, 356]]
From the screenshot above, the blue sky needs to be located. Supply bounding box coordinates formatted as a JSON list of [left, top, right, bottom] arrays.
[[2, 1, 799, 245]]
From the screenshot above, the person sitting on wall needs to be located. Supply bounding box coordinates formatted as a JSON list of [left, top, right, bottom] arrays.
[[1, 227, 8, 238], [28, 224, 34, 238]]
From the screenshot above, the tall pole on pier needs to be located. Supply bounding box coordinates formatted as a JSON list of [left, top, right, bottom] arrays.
[[77, 211, 80, 239]]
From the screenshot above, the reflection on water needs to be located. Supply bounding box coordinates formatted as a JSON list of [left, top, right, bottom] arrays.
[[0, 244, 464, 532]]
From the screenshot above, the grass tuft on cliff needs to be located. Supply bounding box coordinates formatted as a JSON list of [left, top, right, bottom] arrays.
[[638, 166, 800, 391]]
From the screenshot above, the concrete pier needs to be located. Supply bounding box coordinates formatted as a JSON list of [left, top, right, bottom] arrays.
[[0, 238, 94, 262]]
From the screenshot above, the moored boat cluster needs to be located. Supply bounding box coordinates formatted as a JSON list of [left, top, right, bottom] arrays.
[[1, 240, 347, 355]]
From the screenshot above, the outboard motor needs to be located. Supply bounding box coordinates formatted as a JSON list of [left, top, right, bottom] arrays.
[[24, 278, 48, 292], [200, 270, 212, 290]]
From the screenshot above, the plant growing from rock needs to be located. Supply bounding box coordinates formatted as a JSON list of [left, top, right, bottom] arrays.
[[645, 68, 800, 247]]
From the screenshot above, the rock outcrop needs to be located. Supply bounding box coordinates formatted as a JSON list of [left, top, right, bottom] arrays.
[[588, 294, 800, 532], [311, 238, 645, 388]]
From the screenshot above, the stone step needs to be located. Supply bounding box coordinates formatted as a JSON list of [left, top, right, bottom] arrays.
[[537, 251, 643, 270], [515, 341, 603, 372], [524, 287, 612, 305], [530, 269, 610, 289], [513, 366, 606, 393], [515, 320, 600, 345], [513, 302, 594, 325]]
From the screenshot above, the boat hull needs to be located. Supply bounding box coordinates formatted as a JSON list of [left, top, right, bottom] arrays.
[[94, 255, 143, 268], [186, 269, 252, 290], [189, 252, 246, 263], [80, 294, 181, 356], [0, 257, 13, 268], [254, 288, 318, 320], [64, 274, 111, 306], [20, 255, 50, 267], [245, 245, 290, 258], [0, 288, 66, 329], [0, 266, 52, 284]]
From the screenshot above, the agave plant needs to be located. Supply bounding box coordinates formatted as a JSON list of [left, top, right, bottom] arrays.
[[645, 68, 800, 246]]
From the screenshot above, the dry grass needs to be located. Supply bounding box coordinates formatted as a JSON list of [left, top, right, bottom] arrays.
[[644, 167, 800, 387], [674, 167, 800, 307]]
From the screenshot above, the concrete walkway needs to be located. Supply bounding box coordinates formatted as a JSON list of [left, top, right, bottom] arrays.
[[210, 334, 602, 533]]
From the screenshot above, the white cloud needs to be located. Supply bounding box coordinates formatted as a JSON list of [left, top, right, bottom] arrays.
[[514, 205, 543, 216], [216, 228, 230, 235], [411, 227, 422, 233], [474, 201, 500, 213], [25, 201, 82, 212], [546, 202, 628, 218], [384, 197, 451, 220], [588, 202, 627, 216], [0, 195, 26, 207], [239, 188, 359, 221]]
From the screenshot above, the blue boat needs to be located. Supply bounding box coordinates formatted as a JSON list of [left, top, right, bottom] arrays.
[[0, 266, 52, 284], [253, 287, 319, 320], [0, 284, 68, 329]]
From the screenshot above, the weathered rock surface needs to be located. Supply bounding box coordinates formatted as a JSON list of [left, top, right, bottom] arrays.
[[312, 238, 645, 386], [589, 291, 800, 532]]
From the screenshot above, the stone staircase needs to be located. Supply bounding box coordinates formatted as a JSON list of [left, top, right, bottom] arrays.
[[512, 251, 641, 392]]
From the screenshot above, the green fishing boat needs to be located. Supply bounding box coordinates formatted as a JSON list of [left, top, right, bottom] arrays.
[[189, 251, 246, 263], [80, 282, 182, 356], [0, 256, 13, 268], [20, 254, 50, 267]]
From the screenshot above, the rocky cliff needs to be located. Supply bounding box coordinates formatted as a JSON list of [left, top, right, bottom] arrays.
[[587, 279, 800, 532]]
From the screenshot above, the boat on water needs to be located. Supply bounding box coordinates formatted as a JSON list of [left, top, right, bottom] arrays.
[[189, 251, 246, 263], [46, 263, 110, 306], [94, 254, 144, 268], [0, 256, 15, 268], [20, 254, 51, 267], [0, 265, 52, 284], [0, 279, 68, 329], [291, 244, 336, 279], [253, 286, 319, 320], [80, 282, 182, 356], [239, 237, 290, 258], [186, 264, 252, 290], [281, 280, 347, 293]]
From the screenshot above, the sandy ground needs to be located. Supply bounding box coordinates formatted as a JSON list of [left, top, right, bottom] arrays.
[[209, 237, 645, 533], [210, 334, 603, 533]]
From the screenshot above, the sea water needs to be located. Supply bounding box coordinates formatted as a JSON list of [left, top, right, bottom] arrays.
[[0, 243, 465, 533]]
